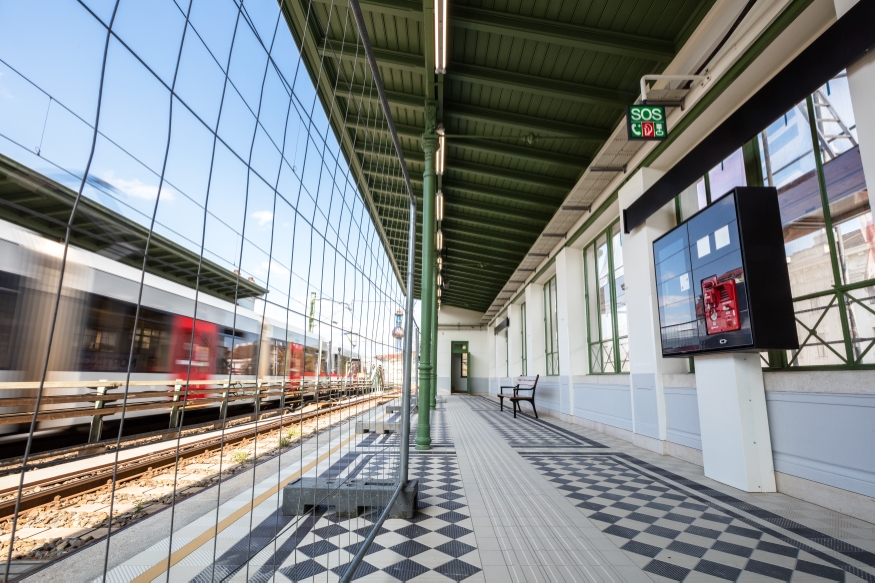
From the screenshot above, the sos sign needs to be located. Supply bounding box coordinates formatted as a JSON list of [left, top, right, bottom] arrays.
[[627, 105, 667, 141]]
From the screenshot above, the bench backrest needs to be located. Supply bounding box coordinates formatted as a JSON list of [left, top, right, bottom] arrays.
[[517, 375, 539, 390]]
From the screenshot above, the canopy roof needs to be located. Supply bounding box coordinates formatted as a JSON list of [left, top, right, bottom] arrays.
[[0, 154, 267, 303], [283, 0, 717, 312]]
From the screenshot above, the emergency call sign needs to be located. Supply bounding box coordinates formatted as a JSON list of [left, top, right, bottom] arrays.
[[627, 105, 667, 141]]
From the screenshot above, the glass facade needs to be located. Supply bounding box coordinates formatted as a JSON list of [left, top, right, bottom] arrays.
[[543, 277, 560, 376], [583, 220, 629, 373]]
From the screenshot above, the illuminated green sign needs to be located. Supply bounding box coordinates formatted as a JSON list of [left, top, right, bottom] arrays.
[[627, 105, 667, 140]]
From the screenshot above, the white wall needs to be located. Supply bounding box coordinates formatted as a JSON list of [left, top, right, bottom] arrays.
[[436, 306, 489, 395]]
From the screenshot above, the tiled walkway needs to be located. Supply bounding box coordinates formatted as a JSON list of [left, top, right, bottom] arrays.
[[455, 395, 875, 583], [37, 395, 875, 582]]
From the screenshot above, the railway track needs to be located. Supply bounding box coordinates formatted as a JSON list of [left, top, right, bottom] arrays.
[[0, 391, 397, 520]]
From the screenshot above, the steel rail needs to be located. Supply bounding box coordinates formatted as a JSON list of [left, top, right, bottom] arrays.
[[0, 392, 396, 519]]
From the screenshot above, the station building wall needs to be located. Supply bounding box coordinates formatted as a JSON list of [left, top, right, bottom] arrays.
[[480, 0, 875, 522]]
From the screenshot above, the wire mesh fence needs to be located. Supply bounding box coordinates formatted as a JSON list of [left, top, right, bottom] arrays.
[[0, 0, 418, 580]]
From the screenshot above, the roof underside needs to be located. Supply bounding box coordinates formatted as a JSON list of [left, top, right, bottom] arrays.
[[282, 0, 717, 312]]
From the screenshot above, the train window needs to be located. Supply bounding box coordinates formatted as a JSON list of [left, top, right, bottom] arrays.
[[269, 340, 287, 376], [79, 294, 173, 373], [0, 271, 20, 370], [217, 328, 258, 375]]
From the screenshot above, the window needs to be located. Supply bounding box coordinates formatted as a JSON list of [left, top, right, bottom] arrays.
[[520, 302, 527, 375], [584, 221, 629, 373], [543, 277, 560, 375]]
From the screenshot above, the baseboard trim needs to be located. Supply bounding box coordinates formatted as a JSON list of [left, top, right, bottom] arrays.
[[775, 471, 875, 524], [536, 406, 705, 467]]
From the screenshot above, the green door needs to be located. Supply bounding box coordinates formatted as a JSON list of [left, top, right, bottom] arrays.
[[451, 341, 470, 394]]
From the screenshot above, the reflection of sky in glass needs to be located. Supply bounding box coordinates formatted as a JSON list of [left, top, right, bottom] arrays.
[[0, 0, 409, 356]]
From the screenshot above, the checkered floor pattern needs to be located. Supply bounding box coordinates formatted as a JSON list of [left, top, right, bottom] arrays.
[[194, 406, 482, 582], [526, 454, 875, 582], [470, 396, 605, 449]]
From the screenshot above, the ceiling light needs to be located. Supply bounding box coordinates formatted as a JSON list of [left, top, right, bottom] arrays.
[[437, 273, 443, 287], [436, 189, 444, 221], [434, 0, 447, 74], [436, 126, 445, 175], [437, 287, 442, 298], [436, 229, 443, 250]]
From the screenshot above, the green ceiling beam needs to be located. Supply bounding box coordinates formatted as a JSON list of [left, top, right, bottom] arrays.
[[442, 223, 537, 246], [416, 241, 523, 266], [442, 180, 561, 211], [346, 120, 422, 139], [451, 6, 676, 62], [446, 63, 636, 110], [449, 139, 589, 170], [446, 159, 575, 191], [373, 198, 551, 227], [343, 85, 425, 109], [446, 103, 611, 140], [356, 145, 424, 164], [319, 39, 424, 73], [311, 0, 422, 18]]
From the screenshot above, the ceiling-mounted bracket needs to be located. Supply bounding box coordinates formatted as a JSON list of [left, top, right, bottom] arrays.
[[640, 74, 707, 105]]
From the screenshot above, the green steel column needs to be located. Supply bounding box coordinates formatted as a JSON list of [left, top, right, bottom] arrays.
[[431, 275, 438, 409], [416, 103, 438, 450]]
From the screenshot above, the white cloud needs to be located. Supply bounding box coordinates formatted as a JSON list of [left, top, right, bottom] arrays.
[[101, 171, 174, 201], [252, 210, 273, 226]]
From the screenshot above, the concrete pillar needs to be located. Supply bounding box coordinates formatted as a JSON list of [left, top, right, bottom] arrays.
[[555, 247, 587, 416], [694, 354, 777, 492], [525, 282, 546, 377], [836, 0, 875, 215], [495, 329, 509, 382], [507, 303, 522, 377], [619, 168, 686, 441], [487, 322, 496, 394]]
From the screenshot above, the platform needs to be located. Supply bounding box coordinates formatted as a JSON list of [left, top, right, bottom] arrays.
[[27, 396, 875, 582]]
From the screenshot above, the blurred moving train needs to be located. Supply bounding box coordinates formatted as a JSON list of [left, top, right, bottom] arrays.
[[0, 218, 363, 433]]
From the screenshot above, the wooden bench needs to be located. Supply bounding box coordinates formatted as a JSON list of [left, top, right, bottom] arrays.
[[498, 375, 539, 418]]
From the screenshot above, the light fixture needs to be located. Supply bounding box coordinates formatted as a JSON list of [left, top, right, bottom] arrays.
[[436, 190, 444, 221], [436, 229, 443, 250], [437, 273, 443, 287], [434, 0, 447, 74], [437, 256, 443, 268], [437, 287, 442, 298], [436, 126, 445, 175]]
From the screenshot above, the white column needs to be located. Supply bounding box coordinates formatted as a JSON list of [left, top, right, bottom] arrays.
[[496, 329, 509, 382], [694, 354, 777, 492], [487, 323, 496, 395], [507, 303, 522, 377], [555, 247, 587, 416], [525, 282, 546, 377], [619, 168, 686, 442], [835, 0, 875, 214]]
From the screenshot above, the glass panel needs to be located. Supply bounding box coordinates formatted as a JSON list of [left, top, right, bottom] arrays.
[[787, 295, 846, 367], [114, 0, 186, 86], [612, 223, 627, 342], [596, 233, 613, 341], [846, 288, 875, 365], [708, 148, 746, 202], [677, 180, 706, 221], [761, 101, 835, 298]]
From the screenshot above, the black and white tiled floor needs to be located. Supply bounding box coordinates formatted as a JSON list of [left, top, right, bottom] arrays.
[[528, 454, 875, 582], [465, 395, 875, 583], [222, 407, 483, 582]]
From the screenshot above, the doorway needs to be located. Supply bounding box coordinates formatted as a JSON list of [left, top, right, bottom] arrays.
[[450, 341, 469, 394]]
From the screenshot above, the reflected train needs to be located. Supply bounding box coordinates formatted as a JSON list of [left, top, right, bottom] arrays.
[[0, 219, 362, 433]]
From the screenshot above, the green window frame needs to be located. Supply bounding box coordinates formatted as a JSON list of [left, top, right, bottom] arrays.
[[583, 220, 629, 374], [543, 277, 560, 376], [674, 75, 874, 370]]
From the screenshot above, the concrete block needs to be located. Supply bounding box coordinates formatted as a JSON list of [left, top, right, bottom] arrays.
[[355, 421, 399, 433], [282, 478, 418, 518]]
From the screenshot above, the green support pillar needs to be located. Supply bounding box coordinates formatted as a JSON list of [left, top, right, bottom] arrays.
[[431, 275, 438, 409], [416, 103, 438, 450]]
